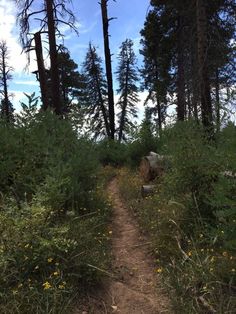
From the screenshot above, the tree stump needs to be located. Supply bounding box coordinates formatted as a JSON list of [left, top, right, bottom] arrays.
[[140, 152, 165, 182]]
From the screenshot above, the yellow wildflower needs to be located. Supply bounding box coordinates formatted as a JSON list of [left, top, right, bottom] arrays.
[[59, 284, 65, 289], [42, 281, 52, 290], [47, 257, 53, 263], [53, 271, 59, 276], [156, 268, 162, 273], [188, 251, 192, 257]]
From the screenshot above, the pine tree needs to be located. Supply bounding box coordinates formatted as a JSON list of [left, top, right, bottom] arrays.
[[140, 9, 172, 134], [0, 41, 14, 122], [57, 47, 83, 114], [141, 0, 235, 132], [80, 44, 110, 139], [116, 39, 139, 142]]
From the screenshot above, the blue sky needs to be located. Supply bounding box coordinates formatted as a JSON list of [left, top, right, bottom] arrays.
[[0, 0, 151, 114]]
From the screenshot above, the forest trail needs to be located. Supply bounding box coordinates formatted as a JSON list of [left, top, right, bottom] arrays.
[[102, 177, 172, 314], [75, 177, 171, 313]]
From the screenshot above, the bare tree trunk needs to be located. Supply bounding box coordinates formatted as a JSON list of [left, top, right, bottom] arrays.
[[154, 63, 162, 135], [45, 0, 62, 115], [34, 32, 49, 111], [100, 0, 115, 139], [177, 15, 186, 121], [215, 68, 220, 132], [2, 60, 9, 121], [0, 45, 10, 121], [196, 0, 213, 131], [156, 95, 162, 136]]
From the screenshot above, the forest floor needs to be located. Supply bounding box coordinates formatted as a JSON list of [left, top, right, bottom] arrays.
[[75, 177, 171, 313]]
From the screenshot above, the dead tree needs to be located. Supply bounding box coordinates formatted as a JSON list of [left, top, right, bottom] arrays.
[[100, 0, 115, 139], [34, 32, 49, 111], [16, 0, 78, 115], [0, 41, 13, 122]]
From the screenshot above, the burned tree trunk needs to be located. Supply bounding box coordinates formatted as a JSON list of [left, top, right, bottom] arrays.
[[45, 0, 62, 115], [100, 0, 115, 139], [34, 32, 49, 111], [0, 41, 12, 122]]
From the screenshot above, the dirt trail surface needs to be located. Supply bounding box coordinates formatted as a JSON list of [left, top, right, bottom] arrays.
[[75, 177, 171, 313], [103, 177, 171, 314]]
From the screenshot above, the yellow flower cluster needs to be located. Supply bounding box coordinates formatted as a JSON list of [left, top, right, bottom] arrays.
[[42, 281, 52, 290]]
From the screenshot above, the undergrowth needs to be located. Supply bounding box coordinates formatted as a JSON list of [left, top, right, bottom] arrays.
[[118, 122, 236, 314], [0, 108, 112, 313]]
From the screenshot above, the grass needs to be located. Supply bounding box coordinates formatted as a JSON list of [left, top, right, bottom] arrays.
[[117, 167, 236, 314]]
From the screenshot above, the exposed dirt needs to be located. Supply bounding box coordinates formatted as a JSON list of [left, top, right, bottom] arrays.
[[75, 177, 172, 314]]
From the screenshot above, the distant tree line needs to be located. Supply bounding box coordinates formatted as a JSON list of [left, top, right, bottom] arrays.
[[0, 0, 235, 139]]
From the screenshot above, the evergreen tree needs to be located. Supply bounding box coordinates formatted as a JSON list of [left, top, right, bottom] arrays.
[[80, 44, 110, 139], [116, 39, 139, 142], [57, 47, 83, 114], [140, 9, 172, 134], [0, 41, 14, 122], [141, 0, 235, 132]]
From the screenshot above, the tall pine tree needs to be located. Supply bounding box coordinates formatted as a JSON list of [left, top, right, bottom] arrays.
[[80, 44, 110, 139], [116, 39, 139, 142]]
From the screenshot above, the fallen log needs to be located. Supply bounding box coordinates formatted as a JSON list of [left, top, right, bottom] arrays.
[[141, 185, 156, 198]]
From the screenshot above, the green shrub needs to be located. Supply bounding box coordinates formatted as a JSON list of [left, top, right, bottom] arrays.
[[0, 110, 112, 313], [118, 121, 236, 313]]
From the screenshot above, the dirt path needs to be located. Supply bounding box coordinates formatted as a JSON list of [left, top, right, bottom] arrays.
[[103, 178, 171, 314], [75, 177, 171, 313]]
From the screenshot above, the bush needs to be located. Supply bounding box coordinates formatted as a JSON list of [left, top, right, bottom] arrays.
[[0, 111, 112, 313], [118, 121, 236, 313]]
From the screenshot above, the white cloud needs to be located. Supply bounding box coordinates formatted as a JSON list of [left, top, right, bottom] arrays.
[[0, 0, 38, 74], [15, 80, 39, 86], [9, 90, 26, 112]]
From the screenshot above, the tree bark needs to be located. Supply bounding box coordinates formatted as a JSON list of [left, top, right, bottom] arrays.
[[191, 43, 199, 122], [0, 44, 10, 121], [215, 68, 220, 132], [177, 15, 186, 121], [34, 32, 49, 111], [196, 0, 213, 131], [100, 0, 115, 139], [154, 63, 162, 135], [45, 0, 62, 115]]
